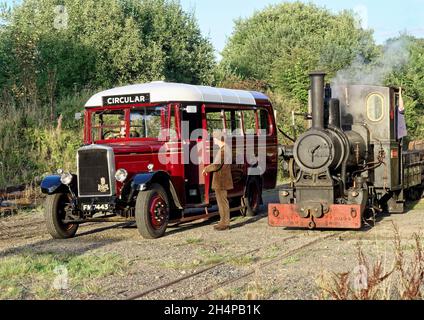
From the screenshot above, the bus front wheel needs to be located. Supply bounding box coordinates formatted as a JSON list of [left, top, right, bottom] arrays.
[[44, 193, 79, 239], [135, 183, 170, 239]]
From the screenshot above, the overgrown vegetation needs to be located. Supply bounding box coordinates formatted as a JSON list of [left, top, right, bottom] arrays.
[[0, 96, 84, 187], [1, 1, 424, 188], [317, 224, 424, 300], [0, 251, 129, 299], [218, 1, 378, 140], [0, 0, 215, 188], [219, 2, 424, 141]]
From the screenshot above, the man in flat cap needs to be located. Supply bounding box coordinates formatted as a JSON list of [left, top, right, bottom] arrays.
[[203, 130, 234, 231]]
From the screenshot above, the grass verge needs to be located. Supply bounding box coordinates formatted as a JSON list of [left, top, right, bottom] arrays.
[[0, 251, 129, 299], [317, 223, 424, 300]]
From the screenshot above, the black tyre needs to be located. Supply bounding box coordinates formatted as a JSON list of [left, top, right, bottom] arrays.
[[241, 179, 262, 217], [44, 193, 78, 239], [135, 183, 170, 239], [230, 196, 243, 215]]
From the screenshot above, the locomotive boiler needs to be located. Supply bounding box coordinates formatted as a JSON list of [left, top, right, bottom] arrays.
[[269, 72, 424, 229]]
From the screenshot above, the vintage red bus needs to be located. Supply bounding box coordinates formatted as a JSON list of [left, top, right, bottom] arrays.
[[41, 82, 278, 239]]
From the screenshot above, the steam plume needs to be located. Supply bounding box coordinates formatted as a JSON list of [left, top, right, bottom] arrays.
[[332, 37, 411, 86]]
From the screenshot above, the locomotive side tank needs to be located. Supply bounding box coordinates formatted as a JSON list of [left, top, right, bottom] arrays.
[[269, 71, 424, 229]]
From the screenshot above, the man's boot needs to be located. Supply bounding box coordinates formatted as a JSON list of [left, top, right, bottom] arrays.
[[214, 224, 230, 231]]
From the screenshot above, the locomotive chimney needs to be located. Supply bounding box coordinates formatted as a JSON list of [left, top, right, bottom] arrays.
[[310, 71, 326, 130]]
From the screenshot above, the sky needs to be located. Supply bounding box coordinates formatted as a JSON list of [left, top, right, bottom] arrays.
[[4, 0, 424, 58], [179, 0, 424, 57]]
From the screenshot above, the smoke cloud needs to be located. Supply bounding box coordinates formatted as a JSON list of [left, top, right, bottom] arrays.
[[332, 37, 411, 86]]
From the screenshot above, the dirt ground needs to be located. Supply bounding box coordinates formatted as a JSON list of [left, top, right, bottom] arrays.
[[1, 187, 424, 300]]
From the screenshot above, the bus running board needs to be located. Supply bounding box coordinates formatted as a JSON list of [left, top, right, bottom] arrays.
[[169, 205, 244, 225]]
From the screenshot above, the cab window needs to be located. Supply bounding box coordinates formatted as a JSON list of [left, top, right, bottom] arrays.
[[91, 110, 126, 141], [367, 93, 384, 122], [130, 106, 167, 139]]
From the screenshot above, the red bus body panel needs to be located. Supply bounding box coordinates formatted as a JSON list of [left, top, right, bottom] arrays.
[[84, 99, 278, 208]]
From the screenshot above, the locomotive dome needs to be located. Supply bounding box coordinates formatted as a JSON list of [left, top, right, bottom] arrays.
[[85, 82, 270, 107]]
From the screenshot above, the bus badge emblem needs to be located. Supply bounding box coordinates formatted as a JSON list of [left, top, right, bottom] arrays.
[[98, 177, 109, 193]]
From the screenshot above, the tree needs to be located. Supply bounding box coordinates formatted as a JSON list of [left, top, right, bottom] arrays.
[[385, 36, 424, 139], [221, 2, 377, 104], [0, 0, 216, 107]]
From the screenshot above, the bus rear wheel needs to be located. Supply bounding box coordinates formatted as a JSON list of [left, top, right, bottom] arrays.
[[135, 183, 170, 239], [241, 179, 261, 217], [44, 193, 78, 239]]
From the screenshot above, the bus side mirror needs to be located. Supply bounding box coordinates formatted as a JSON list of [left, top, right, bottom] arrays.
[[185, 105, 197, 114], [75, 113, 82, 120]]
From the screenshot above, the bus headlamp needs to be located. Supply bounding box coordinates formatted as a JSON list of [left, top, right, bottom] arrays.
[[60, 172, 73, 185], [115, 169, 128, 182]]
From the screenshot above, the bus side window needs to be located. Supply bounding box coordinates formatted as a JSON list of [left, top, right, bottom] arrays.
[[206, 109, 224, 135], [243, 110, 257, 135], [258, 109, 269, 136], [169, 105, 178, 140], [223, 110, 243, 136], [233, 111, 243, 136]]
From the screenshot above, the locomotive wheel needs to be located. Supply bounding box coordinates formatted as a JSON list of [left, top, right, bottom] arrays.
[[407, 187, 424, 202], [135, 183, 170, 239], [44, 193, 78, 239], [241, 179, 262, 217]]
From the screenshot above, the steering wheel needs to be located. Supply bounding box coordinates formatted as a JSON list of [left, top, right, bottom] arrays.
[[103, 130, 123, 140]]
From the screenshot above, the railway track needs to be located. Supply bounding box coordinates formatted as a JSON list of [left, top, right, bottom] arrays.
[[125, 231, 347, 300], [0, 219, 46, 241], [123, 211, 404, 300], [0, 184, 40, 219], [184, 231, 350, 300]]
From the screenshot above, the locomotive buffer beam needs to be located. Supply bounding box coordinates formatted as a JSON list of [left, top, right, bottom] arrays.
[[268, 204, 364, 230]]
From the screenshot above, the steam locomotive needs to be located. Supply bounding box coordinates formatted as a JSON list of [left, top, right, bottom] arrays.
[[269, 72, 424, 229]]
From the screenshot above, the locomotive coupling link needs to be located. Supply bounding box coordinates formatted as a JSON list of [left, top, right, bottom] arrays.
[[308, 217, 316, 230]]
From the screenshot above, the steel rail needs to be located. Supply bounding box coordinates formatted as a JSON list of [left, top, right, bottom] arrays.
[[183, 231, 350, 300], [126, 235, 299, 300]]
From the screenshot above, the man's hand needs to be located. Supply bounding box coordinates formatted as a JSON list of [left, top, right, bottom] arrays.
[[202, 168, 208, 176]]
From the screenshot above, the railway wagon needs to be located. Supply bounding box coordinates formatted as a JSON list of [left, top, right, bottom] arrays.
[[269, 72, 424, 230], [41, 82, 278, 239]]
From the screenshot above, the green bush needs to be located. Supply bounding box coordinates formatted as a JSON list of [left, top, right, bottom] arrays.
[[0, 0, 216, 188], [0, 98, 82, 188], [0, 0, 216, 104], [221, 2, 377, 105]]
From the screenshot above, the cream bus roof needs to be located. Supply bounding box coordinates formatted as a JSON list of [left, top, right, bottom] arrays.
[[84, 82, 269, 107]]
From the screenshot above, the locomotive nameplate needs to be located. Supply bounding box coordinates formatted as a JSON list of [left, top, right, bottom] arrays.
[[103, 93, 150, 106], [268, 204, 363, 229]]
